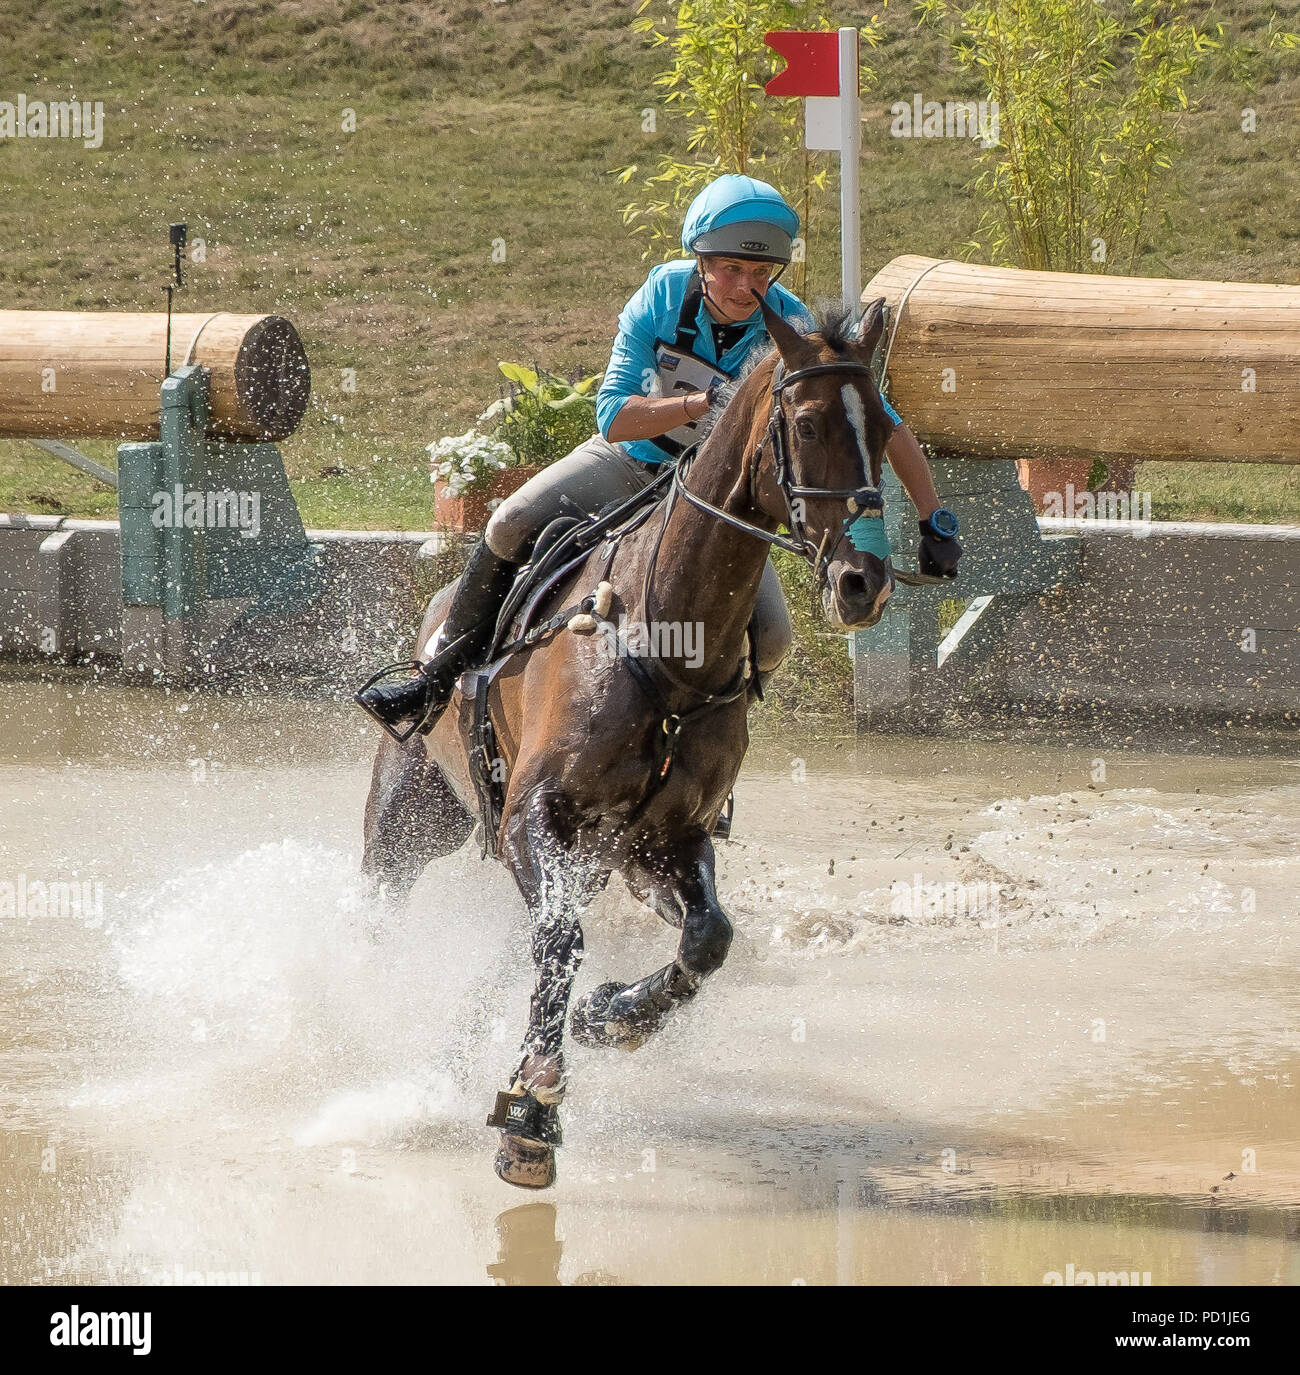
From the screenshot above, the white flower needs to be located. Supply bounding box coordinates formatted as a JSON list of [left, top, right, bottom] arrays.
[[428, 427, 514, 493]]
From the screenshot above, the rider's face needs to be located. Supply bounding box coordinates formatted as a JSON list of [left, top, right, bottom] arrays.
[[698, 256, 778, 323]]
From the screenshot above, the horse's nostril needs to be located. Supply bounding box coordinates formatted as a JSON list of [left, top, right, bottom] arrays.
[[838, 569, 870, 602]]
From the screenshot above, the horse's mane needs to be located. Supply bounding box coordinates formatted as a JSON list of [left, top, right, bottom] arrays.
[[811, 303, 861, 353], [694, 303, 859, 442]]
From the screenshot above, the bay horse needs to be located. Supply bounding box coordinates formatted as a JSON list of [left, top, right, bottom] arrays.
[[360, 293, 896, 1188]]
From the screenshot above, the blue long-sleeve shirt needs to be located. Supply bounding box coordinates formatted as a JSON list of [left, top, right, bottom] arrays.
[[596, 261, 899, 464]]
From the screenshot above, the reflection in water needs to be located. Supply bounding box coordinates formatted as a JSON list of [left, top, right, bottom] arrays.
[[486, 1205, 563, 1287]]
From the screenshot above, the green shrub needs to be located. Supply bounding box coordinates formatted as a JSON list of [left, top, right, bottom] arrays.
[[917, 0, 1220, 273], [484, 363, 603, 468]]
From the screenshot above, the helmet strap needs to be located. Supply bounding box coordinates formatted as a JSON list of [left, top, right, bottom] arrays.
[[693, 260, 721, 314]]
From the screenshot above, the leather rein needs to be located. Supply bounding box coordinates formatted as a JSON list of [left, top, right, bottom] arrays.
[[628, 357, 889, 715], [667, 358, 888, 595]]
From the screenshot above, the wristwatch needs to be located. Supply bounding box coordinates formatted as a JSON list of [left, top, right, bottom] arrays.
[[920, 508, 959, 540]]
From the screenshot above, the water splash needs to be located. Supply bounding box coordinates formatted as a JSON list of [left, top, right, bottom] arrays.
[[95, 839, 529, 1143]]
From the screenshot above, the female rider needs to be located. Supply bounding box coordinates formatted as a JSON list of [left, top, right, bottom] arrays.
[[358, 173, 961, 733]]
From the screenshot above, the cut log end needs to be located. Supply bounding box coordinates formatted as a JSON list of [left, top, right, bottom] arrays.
[[229, 314, 311, 442]]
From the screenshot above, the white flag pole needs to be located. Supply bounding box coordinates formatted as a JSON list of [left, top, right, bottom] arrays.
[[837, 27, 862, 312]]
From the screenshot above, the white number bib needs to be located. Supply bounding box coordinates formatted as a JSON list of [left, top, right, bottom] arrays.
[[653, 344, 732, 450]]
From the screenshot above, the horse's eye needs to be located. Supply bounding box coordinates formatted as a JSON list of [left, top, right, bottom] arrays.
[[795, 417, 818, 441]]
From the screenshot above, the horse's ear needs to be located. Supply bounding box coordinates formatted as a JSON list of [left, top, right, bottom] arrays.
[[851, 297, 887, 354], [753, 289, 817, 370]]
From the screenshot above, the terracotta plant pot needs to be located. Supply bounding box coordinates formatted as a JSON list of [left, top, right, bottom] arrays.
[[1016, 455, 1138, 514], [432, 465, 540, 533]]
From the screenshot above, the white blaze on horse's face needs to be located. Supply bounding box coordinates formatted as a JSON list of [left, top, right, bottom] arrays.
[[817, 378, 893, 632], [840, 383, 872, 479]]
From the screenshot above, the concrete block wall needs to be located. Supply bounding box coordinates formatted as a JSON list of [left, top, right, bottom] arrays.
[[0, 516, 122, 660], [975, 520, 1300, 719], [3, 514, 1297, 724], [0, 516, 462, 693]]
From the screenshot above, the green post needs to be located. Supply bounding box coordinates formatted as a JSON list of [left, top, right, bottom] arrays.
[[157, 366, 210, 620], [116, 363, 321, 683], [117, 365, 209, 616]]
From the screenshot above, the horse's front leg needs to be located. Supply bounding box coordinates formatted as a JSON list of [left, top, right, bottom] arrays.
[[489, 786, 603, 1189], [571, 829, 732, 1051]]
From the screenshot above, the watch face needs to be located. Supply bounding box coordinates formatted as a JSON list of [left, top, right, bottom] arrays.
[[931, 509, 959, 538]]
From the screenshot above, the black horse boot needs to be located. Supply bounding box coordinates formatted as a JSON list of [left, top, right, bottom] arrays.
[[355, 539, 518, 738]]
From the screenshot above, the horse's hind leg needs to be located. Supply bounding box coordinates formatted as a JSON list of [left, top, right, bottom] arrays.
[[361, 732, 474, 910], [571, 830, 731, 1051], [489, 787, 605, 1189]]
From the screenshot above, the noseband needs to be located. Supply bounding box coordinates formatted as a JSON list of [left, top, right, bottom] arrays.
[[672, 358, 888, 592]]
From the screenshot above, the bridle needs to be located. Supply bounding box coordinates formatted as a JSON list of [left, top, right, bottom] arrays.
[[668, 357, 889, 595], [602, 349, 885, 748]]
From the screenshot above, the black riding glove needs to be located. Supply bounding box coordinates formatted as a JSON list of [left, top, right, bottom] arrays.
[[918, 521, 963, 579]]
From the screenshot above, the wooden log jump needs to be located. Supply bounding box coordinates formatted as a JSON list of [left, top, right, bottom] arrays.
[[0, 311, 310, 441], [865, 256, 1300, 465]]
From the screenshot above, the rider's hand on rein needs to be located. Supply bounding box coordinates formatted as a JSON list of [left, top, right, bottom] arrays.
[[918, 522, 963, 579], [684, 390, 712, 422]]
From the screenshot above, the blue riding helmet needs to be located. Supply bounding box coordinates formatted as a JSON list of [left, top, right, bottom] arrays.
[[681, 174, 800, 265]]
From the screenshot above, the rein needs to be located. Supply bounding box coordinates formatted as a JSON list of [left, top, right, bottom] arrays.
[[626, 356, 888, 722], [668, 357, 888, 595]]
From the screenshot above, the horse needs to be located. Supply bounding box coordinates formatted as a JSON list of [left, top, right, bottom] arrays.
[[360, 292, 897, 1188]]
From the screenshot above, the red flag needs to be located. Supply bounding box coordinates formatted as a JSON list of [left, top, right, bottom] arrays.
[[764, 30, 840, 98]]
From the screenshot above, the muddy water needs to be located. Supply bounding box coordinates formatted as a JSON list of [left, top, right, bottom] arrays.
[[2, 674, 1298, 1285]]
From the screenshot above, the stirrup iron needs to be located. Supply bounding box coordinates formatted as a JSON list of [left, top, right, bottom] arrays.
[[353, 660, 430, 744]]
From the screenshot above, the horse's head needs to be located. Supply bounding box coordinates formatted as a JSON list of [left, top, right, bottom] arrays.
[[749, 293, 896, 631]]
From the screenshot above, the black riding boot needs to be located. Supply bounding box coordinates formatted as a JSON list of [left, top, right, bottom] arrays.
[[355, 539, 518, 734]]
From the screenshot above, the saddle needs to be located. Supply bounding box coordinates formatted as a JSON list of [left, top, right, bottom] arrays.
[[458, 476, 674, 858]]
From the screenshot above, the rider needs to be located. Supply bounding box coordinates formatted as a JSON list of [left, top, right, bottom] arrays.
[[358, 173, 961, 733]]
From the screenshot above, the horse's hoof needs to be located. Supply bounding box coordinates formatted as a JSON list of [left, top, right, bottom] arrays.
[[569, 982, 648, 1051], [494, 1133, 557, 1189]]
